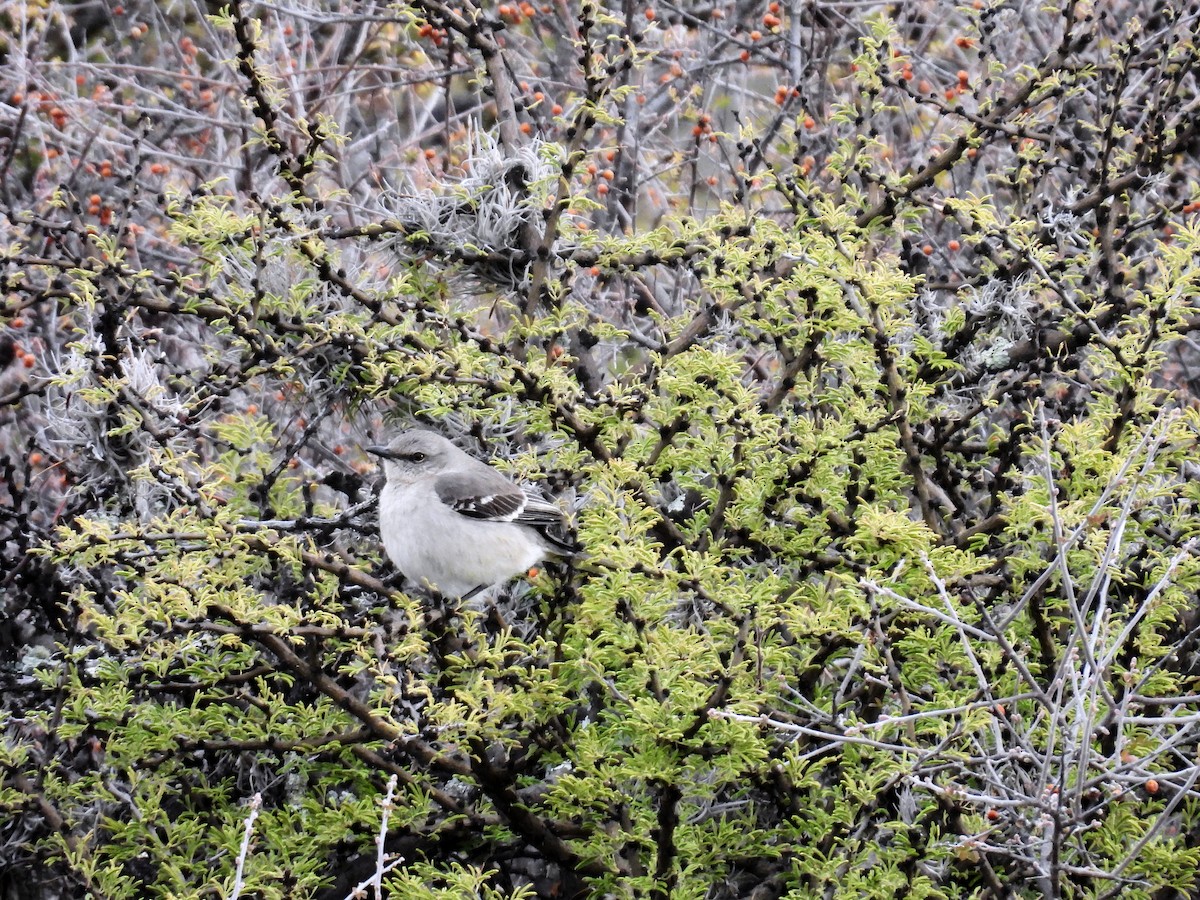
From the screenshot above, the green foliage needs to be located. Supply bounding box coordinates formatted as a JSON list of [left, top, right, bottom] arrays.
[[15, 189, 1199, 896], [5, 0, 1200, 898]]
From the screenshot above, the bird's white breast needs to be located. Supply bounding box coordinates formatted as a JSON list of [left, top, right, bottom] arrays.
[[379, 479, 546, 596]]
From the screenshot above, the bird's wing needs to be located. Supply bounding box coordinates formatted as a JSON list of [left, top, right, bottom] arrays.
[[512, 495, 569, 528], [434, 469, 576, 554], [434, 468, 535, 522], [514, 496, 579, 555]]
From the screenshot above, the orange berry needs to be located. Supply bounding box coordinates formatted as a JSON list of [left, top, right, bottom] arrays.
[[601, 168, 614, 180], [739, 49, 750, 62], [1145, 779, 1159, 794], [762, 13, 780, 27], [921, 244, 933, 256], [245, 404, 258, 415], [948, 239, 961, 251], [645, 7, 655, 19], [955, 36, 975, 48], [597, 182, 609, 195], [29, 452, 44, 466], [768, 1, 779, 11], [957, 69, 969, 86], [424, 148, 437, 159], [10, 317, 24, 328], [551, 103, 562, 115], [749, 29, 762, 41], [803, 115, 815, 129], [986, 809, 999, 821], [588, 266, 600, 276], [519, 122, 532, 134], [22, 354, 35, 368]]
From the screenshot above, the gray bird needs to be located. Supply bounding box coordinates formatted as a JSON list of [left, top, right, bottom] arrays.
[[367, 429, 573, 597]]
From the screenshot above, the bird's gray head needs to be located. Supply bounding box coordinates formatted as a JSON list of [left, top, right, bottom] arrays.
[[366, 429, 457, 485]]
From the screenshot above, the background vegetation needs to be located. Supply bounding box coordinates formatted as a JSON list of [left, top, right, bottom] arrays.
[[3, 0, 1200, 897]]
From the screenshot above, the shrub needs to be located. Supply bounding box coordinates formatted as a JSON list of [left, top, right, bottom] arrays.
[[2, 0, 1200, 897]]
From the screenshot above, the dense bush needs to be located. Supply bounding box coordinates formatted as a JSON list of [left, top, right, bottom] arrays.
[[3, 0, 1200, 897]]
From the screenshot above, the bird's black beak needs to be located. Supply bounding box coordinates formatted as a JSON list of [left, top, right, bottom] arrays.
[[365, 445, 393, 459]]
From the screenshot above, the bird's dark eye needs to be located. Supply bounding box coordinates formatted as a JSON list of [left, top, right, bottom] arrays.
[[401, 451, 427, 463]]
